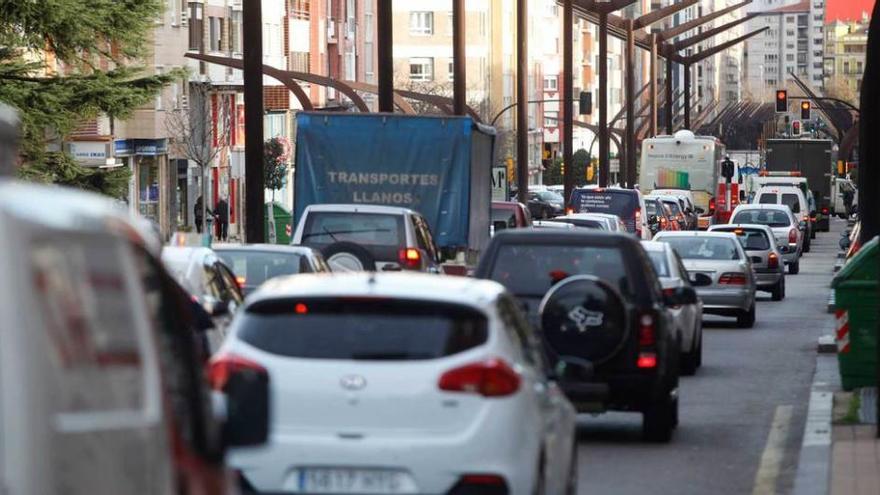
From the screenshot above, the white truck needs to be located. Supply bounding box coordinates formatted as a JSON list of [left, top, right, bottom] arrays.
[[640, 130, 726, 228]]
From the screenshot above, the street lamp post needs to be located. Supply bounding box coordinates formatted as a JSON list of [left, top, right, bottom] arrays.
[[517, 0, 529, 204], [243, 0, 265, 243]]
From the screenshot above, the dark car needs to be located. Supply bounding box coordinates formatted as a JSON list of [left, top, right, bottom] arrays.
[[569, 187, 650, 239], [214, 244, 330, 296], [475, 230, 695, 442], [527, 190, 565, 219], [645, 198, 677, 235]]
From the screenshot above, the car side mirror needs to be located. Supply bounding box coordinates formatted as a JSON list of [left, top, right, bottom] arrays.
[[222, 364, 270, 448], [665, 286, 698, 306], [690, 273, 713, 287], [695, 207, 705, 214], [492, 220, 509, 232]]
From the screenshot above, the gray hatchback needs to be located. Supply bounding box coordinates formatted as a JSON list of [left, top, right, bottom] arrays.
[[709, 224, 786, 301]]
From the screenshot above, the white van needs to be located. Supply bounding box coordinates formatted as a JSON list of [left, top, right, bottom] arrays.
[[754, 185, 812, 252], [0, 181, 269, 494]]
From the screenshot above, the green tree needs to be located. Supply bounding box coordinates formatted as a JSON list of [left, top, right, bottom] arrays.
[[543, 149, 591, 186], [0, 0, 180, 197], [264, 137, 290, 203]]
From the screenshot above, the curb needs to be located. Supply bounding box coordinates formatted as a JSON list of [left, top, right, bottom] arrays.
[[792, 353, 839, 495]]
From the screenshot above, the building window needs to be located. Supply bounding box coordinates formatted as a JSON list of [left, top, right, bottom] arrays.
[[209, 16, 219, 51], [410, 12, 433, 35], [231, 10, 242, 53], [409, 58, 434, 81], [544, 110, 558, 127], [448, 61, 454, 81], [291, 0, 310, 20], [543, 75, 558, 91], [447, 11, 454, 36]]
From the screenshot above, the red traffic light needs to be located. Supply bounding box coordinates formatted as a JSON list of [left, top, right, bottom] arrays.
[[775, 90, 788, 113]]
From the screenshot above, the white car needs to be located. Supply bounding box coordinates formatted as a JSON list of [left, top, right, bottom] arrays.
[[729, 203, 804, 274], [221, 272, 579, 495], [642, 241, 704, 375], [548, 212, 627, 232]]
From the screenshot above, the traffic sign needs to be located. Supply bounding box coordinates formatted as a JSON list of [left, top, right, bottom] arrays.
[[492, 166, 509, 201]]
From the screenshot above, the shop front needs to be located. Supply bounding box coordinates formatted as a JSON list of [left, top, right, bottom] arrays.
[[116, 139, 172, 236]]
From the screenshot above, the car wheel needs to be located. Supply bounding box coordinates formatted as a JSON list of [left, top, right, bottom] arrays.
[[788, 260, 800, 275], [643, 396, 676, 442], [321, 242, 377, 272], [680, 333, 699, 376], [771, 277, 785, 301], [737, 303, 756, 328]]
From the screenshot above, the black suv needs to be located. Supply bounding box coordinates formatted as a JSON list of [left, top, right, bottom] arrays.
[[475, 230, 696, 442]]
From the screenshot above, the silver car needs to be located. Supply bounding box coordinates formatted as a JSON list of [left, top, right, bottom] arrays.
[[642, 241, 704, 375], [729, 204, 804, 275], [708, 224, 786, 301], [544, 213, 626, 232], [654, 231, 757, 328]]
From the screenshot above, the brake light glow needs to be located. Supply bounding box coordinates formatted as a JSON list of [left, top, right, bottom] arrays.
[[295, 303, 308, 314], [438, 359, 521, 397], [768, 252, 779, 269], [638, 313, 656, 346], [788, 228, 798, 244], [459, 474, 507, 486], [398, 248, 422, 270], [821, 207, 829, 215], [719, 273, 747, 285], [709, 198, 716, 213], [734, 228, 744, 235], [637, 353, 658, 369], [565, 207, 574, 215], [235, 276, 246, 288], [207, 354, 267, 391]]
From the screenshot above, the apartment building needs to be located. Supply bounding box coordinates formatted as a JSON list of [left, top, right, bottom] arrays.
[[824, 15, 868, 103], [743, 0, 825, 100]]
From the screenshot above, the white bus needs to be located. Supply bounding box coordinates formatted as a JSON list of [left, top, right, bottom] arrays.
[[639, 130, 726, 215]]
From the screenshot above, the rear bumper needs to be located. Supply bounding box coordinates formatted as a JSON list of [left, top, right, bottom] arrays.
[[755, 270, 783, 289], [698, 287, 753, 312], [229, 406, 549, 494], [562, 372, 665, 413]]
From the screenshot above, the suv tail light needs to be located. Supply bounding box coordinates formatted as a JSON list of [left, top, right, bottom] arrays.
[[768, 252, 779, 269], [208, 354, 267, 391], [709, 198, 716, 214], [449, 474, 509, 495], [719, 273, 747, 285], [637, 353, 658, 369], [638, 313, 656, 346], [438, 359, 520, 397], [398, 248, 422, 270], [788, 228, 798, 244]]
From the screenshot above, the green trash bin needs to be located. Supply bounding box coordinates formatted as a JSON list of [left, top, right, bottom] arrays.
[[832, 236, 879, 390], [263, 202, 293, 245]]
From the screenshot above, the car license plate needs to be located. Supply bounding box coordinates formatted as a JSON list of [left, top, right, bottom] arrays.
[[295, 468, 416, 494]]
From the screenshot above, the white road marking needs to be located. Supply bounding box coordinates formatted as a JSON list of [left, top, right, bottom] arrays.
[[752, 405, 794, 495]]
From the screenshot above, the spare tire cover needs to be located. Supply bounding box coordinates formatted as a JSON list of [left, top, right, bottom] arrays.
[[538, 275, 629, 364]]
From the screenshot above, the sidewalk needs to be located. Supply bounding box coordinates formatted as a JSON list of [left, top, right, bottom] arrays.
[[831, 423, 880, 495]]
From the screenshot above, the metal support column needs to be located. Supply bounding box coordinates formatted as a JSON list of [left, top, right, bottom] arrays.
[[243, 0, 265, 242], [598, 12, 609, 187], [684, 62, 691, 130], [452, 0, 466, 115], [666, 58, 674, 134], [650, 33, 658, 138], [516, 0, 529, 204], [625, 20, 636, 188], [377, 0, 394, 113], [563, 0, 574, 201]]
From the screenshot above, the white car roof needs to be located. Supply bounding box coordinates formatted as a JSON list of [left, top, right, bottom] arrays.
[[250, 272, 506, 310], [213, 243, 317, 255], [709, 224, 776, 235], [756, 185, 804, 194], [303, 204, 417, 215], [654, 231, 739, 240], [640, 240, 671, 252], [732, 203, 794, 214]]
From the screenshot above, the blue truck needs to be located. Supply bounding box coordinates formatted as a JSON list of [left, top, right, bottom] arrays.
[[293, 112, 496, 258]]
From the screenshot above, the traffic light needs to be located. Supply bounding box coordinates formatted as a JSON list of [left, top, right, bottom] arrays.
[[792, 120, 801, 137], [579, 91, 593, 115], [541, 143, 552, 168], [800, 101, 811, 120], [586, 164, 595, 182], [775, 90, 788, 113], [560, 163, 565, 175]]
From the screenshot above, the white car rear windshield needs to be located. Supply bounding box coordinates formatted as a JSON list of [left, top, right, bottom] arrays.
[[301, 212, 404, 247], [661, 237, 741, 261], [237, 299, 488, 360]]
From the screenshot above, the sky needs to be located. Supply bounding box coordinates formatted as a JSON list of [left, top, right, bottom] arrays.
[[825, 0, 874, 22]]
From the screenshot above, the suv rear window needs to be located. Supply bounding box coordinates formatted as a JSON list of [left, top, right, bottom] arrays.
[[570, 190, 639, 231], [236, 299, 487, 360], [301, 212, 404, 247], [759, 194, 778, 205], [782, 193, 801, 213], [732, 209, 791, 227], [488, 244, 629, 297]]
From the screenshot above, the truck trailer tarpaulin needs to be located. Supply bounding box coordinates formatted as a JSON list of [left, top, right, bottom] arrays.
[[293, 113, 495, 251]]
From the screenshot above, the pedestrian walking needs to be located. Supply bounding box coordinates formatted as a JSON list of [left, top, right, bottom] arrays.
[[216, 196, 229, 241], [194, 195, 204, 233]]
